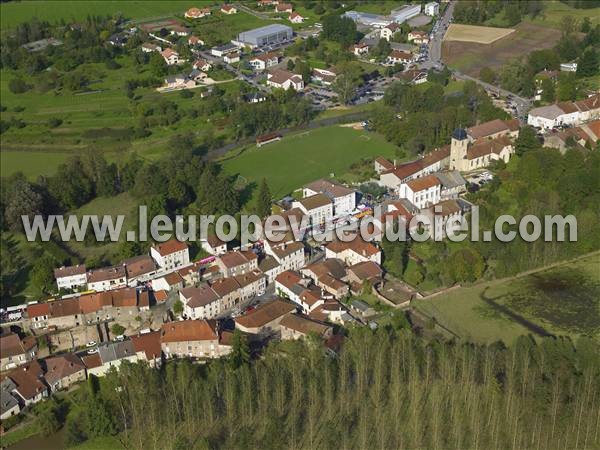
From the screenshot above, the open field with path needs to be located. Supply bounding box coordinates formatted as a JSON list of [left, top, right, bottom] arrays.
[[442, 22, 562, 77], [221, 125, 400, 201], [413, 252, 600, 345], [443, 24, 515, 44]]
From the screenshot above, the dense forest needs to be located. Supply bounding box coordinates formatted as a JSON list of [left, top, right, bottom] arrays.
[[37, 328, 600, 449]]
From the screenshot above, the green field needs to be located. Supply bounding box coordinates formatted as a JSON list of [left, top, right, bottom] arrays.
[[221, 125, 400, 202], [353, 1, 404, 15], [413, 252, 600, 345], [1, 58, 244, 178], [0, 0, 198, 28], [185, 9, 276, 46], [1, 151, 70, 178], [529, 1, 600, 28]]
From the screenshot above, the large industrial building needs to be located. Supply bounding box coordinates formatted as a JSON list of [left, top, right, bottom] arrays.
[[344, 4, 422, 28], [390, 4, 422, 23], [237, 24, 293, 48]]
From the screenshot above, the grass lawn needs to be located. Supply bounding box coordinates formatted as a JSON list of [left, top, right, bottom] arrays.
[[221, 125, 400, 206], [185, 10, 275, 46], [0, 1, 197, 29], [61, 192, 139, 264], [0, 151, 70, 179], [69, 435, 126, 449], [352, 1, 402, 15], [529, 1, 600, 28], [413, 252, 600, 345]]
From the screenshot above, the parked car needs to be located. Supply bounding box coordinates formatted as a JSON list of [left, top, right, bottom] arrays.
[[86, 341, 97, 348], [87, 348, 99, 354]]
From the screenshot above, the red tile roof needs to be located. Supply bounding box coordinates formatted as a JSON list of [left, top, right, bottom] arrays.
[[161, 320, 218, 342], [152, 239, 188, 256], [131, 331, 162, 361], [406, 174, 441, 192]]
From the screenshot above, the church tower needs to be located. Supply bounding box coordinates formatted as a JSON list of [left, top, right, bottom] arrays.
[[450, 128, 468, 171]]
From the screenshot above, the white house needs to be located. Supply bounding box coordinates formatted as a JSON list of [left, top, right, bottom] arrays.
[[185, 7, 211, 19], [398, 174, 441, 209], [324, 238, 382, 266], [387, 50, 413, 65], [224, 52, 240, 64], [249, 52, 280, 70], [161, 48, 180, 65], [201, 235, 227, 255], [289, 12, 305, 23], [407, 30, 429, 44], [180, 285, 222, 319], [311, 67, 337, 86], [350, 43, 369, 56], [424, 2, 440, 16], [87, 266, 127, 292], [221, 4, 237, 14], [381, 23, 401, 41], [141, 42, 161, 53], [292, 193, 333, 226], [188, 35, 204, 46], [193, 58, 212, 71], [150, 239, 190, 271], [264, 240, 305, 272], [303, 179, 356, 216], [54, 265, 87, 291], [266, 69, 304, 91], [527, 94, 600, 130]]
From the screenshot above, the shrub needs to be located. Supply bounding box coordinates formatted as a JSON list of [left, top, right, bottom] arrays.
[[8, 78, 31, 94]]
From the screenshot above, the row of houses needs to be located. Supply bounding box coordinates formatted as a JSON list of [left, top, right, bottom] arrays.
[[26, 287, 151, 330], [2, 297, 344, 420], [54, 239, 190, 292], [0, 322, 225, 419], [528, 94, 600, 130]]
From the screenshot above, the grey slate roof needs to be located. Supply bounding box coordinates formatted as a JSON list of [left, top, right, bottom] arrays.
[[98, 341, 137, 364], [435, 171, 466, 189]]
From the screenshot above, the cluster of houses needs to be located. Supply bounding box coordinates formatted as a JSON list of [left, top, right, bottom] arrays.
[[371, 118, 522, 235], [527, 93, 600, 131]]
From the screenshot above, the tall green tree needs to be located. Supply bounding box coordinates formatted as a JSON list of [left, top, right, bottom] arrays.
[[256, 178, 272, 218], [576, 48, 599, 77], [229, 329, 250, 369]]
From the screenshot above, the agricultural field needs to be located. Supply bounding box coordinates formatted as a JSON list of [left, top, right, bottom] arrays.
[[413, 252, 600, 345], [0, 56, 243, 179], [443, 24, 515, 44], [0, 1, 196, 29], [221, 125, 400, 204], [442, 22, 562, 76]]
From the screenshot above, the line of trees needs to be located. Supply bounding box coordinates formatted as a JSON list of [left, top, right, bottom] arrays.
[[52, 328, 600, 449]]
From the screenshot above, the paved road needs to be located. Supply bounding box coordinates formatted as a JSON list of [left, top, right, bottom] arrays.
[[451, 70, 532, 118], [420, 0, 531, 118]]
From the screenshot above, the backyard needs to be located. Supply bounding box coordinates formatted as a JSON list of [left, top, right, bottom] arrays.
[[413, 252, 600, 345]]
